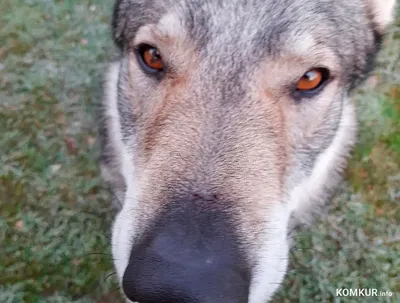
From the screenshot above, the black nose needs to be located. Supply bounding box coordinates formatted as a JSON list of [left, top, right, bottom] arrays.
[[122, 197, 250, 303]]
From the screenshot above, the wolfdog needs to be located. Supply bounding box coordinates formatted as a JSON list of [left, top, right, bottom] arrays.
[[98, 0, 396, 302]]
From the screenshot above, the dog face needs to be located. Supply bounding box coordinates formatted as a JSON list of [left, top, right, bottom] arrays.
[[100, 0, 395, 302]]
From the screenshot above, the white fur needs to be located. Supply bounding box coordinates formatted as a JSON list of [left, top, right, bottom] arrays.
[[157, 13, 187, 38], [288, 100, 356, 220], [103, 63, 140, 284], [367, 0, 396, 29], [248, 202, 290, 303], [133, 13, 188, 49]]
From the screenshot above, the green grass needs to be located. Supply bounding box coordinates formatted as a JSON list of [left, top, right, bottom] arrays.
[[0, 1, 399, 303]]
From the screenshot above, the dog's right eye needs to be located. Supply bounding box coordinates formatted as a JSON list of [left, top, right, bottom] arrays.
[[136, 44, 165, 74]]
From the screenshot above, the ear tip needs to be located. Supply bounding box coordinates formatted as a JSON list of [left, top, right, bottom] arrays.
[[367, 0, 397, 30]]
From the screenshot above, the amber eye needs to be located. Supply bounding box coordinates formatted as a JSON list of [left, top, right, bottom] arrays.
[[296, 68, 329, 92], [137, 44, 164, 73]]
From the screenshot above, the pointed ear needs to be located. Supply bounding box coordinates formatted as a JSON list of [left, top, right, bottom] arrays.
[[365, 0, 397, 31], [112, 0, 127, 49]]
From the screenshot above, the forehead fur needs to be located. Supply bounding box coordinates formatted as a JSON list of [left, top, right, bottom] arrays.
[[114, 0, 377, 47], [114, 0, 386, 93]]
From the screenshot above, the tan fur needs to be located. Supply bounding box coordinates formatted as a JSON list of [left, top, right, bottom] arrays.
[[101, 1, 397, 302]]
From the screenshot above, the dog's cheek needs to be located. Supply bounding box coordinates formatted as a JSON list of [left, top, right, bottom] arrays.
[[111, 210, 133, 283], [248, 203, 291, 303], [110, 148, 142, 284]]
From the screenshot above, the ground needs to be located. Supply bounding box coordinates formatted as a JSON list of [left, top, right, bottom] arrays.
[[0, 1, 399, 303]]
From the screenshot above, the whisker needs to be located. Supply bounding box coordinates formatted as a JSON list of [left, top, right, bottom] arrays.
[[111, 192, 124, 208], [85, 252, 113, 256], [105, 271, 118, 282]]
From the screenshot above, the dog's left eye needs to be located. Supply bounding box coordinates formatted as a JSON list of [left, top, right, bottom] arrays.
[[136, 44, 165, 74], [295, 68, 330, 96]]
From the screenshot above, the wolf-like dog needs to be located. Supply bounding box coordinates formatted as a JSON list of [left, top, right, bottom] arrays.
[[98, 0, 396, 302]]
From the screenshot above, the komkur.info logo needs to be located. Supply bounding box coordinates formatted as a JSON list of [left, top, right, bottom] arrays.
[[335, 288, 394, 298]]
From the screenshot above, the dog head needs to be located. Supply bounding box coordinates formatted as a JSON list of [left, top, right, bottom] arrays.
[[103, 0, 396, 302]]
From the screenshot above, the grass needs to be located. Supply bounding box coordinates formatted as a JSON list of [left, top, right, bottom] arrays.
[[0, 1, 399, 303]]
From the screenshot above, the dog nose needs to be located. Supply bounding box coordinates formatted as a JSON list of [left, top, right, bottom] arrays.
[[122, 200, 249, 303]]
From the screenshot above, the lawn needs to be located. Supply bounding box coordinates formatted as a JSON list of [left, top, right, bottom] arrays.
[[0, 1, 399, 303]]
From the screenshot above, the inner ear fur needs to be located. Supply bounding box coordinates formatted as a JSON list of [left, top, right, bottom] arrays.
[[365, 0, 397, 31]]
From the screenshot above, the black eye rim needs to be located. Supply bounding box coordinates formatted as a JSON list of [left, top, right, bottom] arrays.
[[135, 43, 165, 75], [292, 67, 332, 99]]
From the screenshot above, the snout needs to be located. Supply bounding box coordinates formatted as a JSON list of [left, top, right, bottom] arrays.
[[122, 196, 250, 303]]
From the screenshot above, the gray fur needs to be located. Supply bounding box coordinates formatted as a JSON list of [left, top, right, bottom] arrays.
[[98, 0, 395, 302]]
